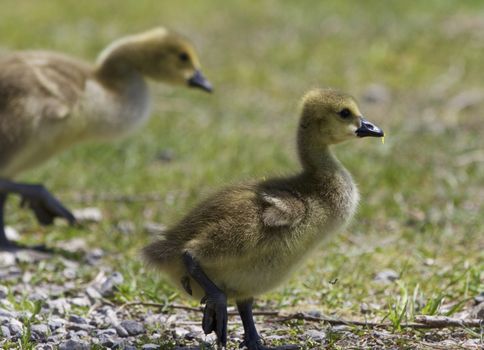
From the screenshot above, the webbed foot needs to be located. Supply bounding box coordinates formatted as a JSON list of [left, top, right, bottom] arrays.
[[201, 293, 228, 347], [182, 252, 228, 347], [19, 185, 76, 225]]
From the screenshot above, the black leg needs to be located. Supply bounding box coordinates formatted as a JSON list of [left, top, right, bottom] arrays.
[[237, 298, 265, 349], [0, 179, 76, 226], [237, 299, 300, 350], [182, 251, 227, 347]]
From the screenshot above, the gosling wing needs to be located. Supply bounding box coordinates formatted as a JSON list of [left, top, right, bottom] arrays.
[[0, 52, 89, 122], [260, 191, 306, 227]]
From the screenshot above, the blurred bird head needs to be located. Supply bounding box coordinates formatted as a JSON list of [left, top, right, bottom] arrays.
[[97, 27, 212, 92]]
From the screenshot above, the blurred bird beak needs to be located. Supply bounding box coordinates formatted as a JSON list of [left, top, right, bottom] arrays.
[[187, 70, 213, 92], [355, 117, 384, 137]]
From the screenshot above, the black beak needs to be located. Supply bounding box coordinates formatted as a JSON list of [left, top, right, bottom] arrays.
[[355, 117, 384, 138], [187, 70, 213, 93]]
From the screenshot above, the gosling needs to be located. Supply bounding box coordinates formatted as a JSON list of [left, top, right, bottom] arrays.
[[143, 88, 384, 349], [0, 27, 212, 250]]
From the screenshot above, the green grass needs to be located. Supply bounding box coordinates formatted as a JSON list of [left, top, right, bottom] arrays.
[[1, 0, 483, 348]]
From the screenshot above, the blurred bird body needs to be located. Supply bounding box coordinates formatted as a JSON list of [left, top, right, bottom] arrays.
[[0, 52, 149, 178], [0, 27, 210, 179], [0, 27, 212, 250]]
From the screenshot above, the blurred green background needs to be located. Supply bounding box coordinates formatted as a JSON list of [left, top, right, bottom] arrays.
[[1, 0, 482, 340]]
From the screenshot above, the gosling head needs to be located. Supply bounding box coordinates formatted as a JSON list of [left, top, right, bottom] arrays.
[[97, 27, 212, 92], [299, 88, 384, 145]]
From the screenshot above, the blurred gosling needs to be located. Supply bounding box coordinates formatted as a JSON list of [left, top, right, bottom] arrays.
[[0, 27, 212, 250], [143, 88, 384, 349]]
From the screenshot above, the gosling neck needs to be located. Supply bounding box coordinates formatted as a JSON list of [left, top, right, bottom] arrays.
[[95, 43, 144, 90], [89, 46, 151, 139], [297, 129, 342, 177]]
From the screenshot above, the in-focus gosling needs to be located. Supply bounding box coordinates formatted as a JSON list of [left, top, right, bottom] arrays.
[[143, 88, 384, 349]]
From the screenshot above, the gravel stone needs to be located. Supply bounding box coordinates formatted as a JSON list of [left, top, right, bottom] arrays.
[[374, 269, 399, 283], [173, 326, 190, 338], [304, 329, 326, 342], [0, 285, 8, 298], [66, 322, 93, 332], [474, 292, 484, 304], [306, 310, 322, 318], [48, 285, 67, 297], [5, 226, 20, 241], [0, 307, 15, 318], [0, 266, 22, 280], [98, 327, 117, 336], [48, 298, 71, 315], [31, 324, 50, 341], [85, 286, 103, 300], [9, 319, 23, 337], [47, 334, 61, 343], [29, 291, 49, 302], [73, 207, 103, 223], [99, 333, 118, 347], [116, 220, 135, 235], [98, 272, 124, 297], [16, 250, 50, 263], [85, 248, 104, 265], [30, 324, 49, 337], [47, 318, 64, 332], [1, 299, 13, 307], [142, 344, 160, 350], [115, 324, 129, 337], [76, 329, 89, 337], [0, 252, 16, 267], [58, 339, 90, 350], [66, 330, 80, 340], [69, 314, 88, 324], [53, 327, 67, 336], [471, 302, 484, 320], [63, 268, 77, 279], [35, 345, 55, 350], [120, 320, 145, 336], [112, 339, 129, 349], [144, 313, 167, 326], [1, 325, 11, 338]]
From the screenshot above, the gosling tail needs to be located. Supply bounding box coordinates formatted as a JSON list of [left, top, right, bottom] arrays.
[[142, 238, 180, 267]]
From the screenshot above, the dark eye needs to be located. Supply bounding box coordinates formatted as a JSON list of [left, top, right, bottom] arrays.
[[338, 108, 352, 119], [179, 52, 189, 62]]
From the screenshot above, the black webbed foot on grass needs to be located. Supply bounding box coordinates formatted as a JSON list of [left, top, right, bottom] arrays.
[[201, 293, 228, 347], [19, 184, 76, 226]]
